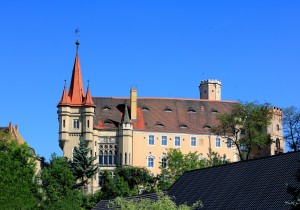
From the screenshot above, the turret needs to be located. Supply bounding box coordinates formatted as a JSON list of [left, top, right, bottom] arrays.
[[199, 79, 222, 100], [57, 40, 95, 158], [118, 103, 133, 166]]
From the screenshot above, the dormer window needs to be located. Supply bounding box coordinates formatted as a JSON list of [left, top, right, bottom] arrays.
[[164, 107, 172, 112], [211, 109, 219, 114], [188, 108, 196, 113], [156, 123, 164, 128], [102, 106, 111, 111], [180, 124, 188, 129], [142, 106, 150, 111], [104, 119, 115, 127], [203, 125, 211, 130]]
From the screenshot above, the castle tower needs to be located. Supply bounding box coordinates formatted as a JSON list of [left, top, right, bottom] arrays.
[[199, 79, 222, 100], [57, 41, 96, 160], [118, 103, 133, 166]]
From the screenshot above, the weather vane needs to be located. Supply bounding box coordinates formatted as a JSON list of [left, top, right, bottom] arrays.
[[75, 28, 80, 54]]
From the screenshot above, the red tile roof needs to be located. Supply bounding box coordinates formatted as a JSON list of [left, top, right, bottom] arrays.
[[92, 97, 238, 134]]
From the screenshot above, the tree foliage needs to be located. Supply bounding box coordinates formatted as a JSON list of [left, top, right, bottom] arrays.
[[72, 138, 98, 190], [283, 106, 300, 152], [100, 170, 133, 199], [116, 166, 154, 191], [0, 138, 39, 209], [39, 153, 82, 209], [158, 148, 229, 190], [108, 191, 202, 210], [210, 102, 272, 160]]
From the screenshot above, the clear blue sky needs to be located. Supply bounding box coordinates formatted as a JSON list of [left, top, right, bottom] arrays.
[[1, 1, 299, 160]]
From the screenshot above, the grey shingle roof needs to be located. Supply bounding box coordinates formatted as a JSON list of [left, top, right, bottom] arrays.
[[92, 192, 160, 210], [93, 152, 300, 209], [168, 151, 300, 210]]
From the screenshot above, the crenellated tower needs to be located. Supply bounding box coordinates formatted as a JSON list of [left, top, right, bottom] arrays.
[[199, 79, 222, 100]]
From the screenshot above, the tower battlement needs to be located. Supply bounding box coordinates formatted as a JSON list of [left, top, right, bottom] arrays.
[[200, 79, 222, 86]]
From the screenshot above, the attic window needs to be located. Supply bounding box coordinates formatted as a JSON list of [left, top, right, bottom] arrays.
[[188, 108, 196, 113], [164, 107, 172, 112], [142, 106, 150, 111], [180, 124, 188, 129], [104, 119, 113, 126], [211, 109, 219, 114], [203, 125, 211, 130], [102, 106, 111, 111], [155, 123, 164, 128]]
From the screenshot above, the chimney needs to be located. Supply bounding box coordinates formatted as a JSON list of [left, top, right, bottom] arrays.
[[15, 125, 18, 133], [130, 88, 137, 120], [9, 122, 13, 134]]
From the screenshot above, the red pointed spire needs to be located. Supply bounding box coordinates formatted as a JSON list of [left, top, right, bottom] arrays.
[[83, 85, 95, 107], [68, 55, 85, 105], [58, 86, 70, 106]]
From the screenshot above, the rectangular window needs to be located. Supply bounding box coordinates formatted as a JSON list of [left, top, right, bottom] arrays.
[[148, 157, 154, 167], [161, 136, 167, 146], [148, 135, 154, 145], [191, 137, 196, 147], [240, 143, 247, 151], [226, 138, 232, 148], [73, 119, 79, 129], [216, 138, 221, 147], [175, 136, 181, 147], [63, 120, 65, 128]]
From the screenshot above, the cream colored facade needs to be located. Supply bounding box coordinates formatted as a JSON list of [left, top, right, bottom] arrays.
[[58, 53, 284, 193]]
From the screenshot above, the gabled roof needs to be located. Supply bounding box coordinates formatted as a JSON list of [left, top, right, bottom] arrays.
[[93, 97, 237, 134], [168, 151, 300, 209]]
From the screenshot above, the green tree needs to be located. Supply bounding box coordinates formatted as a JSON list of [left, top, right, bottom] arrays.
[[108, 191, 202, 210], [211, 102, 272, 160], [0, 138, 39, 209], [101, 170, 132, 199], [158, 148, 229, 190], [72, 138, 98, 191], [40, 153, 82, 209], [283, 106, 300, 152], [116, 166, 154, 192]]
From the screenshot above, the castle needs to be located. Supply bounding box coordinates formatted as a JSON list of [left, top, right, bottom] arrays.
[[57, 44, 284, 193]]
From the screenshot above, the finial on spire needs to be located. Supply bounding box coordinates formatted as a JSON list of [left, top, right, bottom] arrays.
[[64, 79, 66, 88], [75, 28, 80, 55], [87, 79, 90, 87]]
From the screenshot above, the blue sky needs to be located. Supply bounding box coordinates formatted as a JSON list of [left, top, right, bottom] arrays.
[[0, 1, 299, 160]]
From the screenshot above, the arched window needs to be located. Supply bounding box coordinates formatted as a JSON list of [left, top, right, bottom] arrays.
[[147, 154, 155, 168], [161, 157, 167, 168], [99, 142, 118, 166], [276, 138, 280, 150]]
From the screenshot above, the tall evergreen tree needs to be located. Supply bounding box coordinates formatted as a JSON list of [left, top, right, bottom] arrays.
[[72, 138, 98, 191]]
